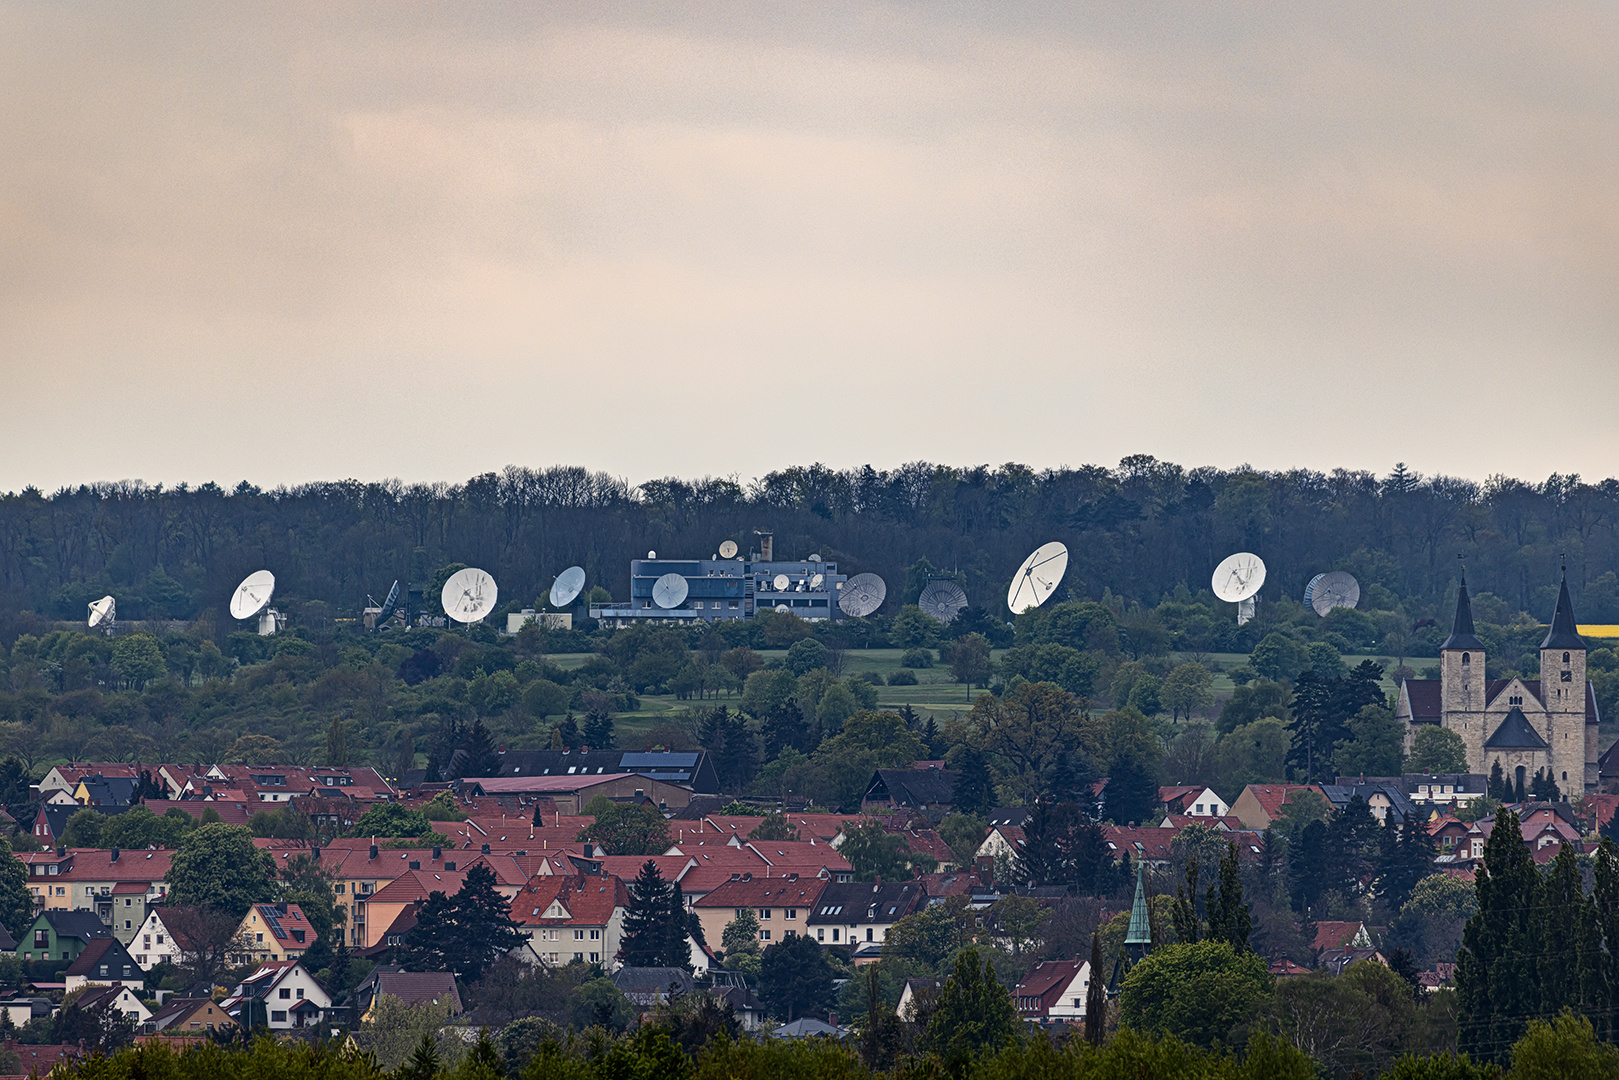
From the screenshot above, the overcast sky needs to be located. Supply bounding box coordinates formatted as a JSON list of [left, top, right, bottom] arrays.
[[2, 2, 1616, 493]]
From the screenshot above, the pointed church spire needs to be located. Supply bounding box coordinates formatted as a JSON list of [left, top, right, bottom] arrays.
[[1441, 560, 1485, 652], [1124, 860, 1152, 949], [1541, 556, 1585, 650]]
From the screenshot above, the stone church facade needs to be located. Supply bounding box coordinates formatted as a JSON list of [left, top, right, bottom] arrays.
[[1396, 573, 1600, 794]]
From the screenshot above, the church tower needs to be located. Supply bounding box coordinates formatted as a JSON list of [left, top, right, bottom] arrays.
[[1539, 566, 1589, 793], [1440, 572, 1488, 771]]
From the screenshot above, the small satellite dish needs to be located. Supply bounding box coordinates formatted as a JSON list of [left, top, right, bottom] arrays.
[[808, 553, 821, 562], [1310, 571, 1361, 616], [550, 566, 586, 608], [839, 573, 887, 617], [87, 596, 115, 629], [919, 581, 969, 623], [375, 581, 401, 627], [442, 568, 498, 624], [1008, 542, 1068, 614], [810, 573, 824, 589], [773, 573, 791, 592], [230, 571, 276, 621], [719, 540, 738, 559], [653, 573, 689, 609], [1212, 552, 1266, 626], [775, 604, 791, 614], [647, 550, 657, 559]]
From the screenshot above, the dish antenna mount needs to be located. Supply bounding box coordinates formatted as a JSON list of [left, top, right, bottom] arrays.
[[230, 570, 280, 635], [919, 580, 969, 623], [87, 596, 115, 632], [1008, 542, 1068, 614], [442, 568, 498, 624], [550, 566, 586, 609], [1212, 552, 1266, 626]]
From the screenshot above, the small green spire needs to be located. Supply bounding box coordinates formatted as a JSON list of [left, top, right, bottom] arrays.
[[1125, 860, 1151, 947]]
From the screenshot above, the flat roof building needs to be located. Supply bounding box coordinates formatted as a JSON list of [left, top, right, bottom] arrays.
[[591, 549, 849, 625]]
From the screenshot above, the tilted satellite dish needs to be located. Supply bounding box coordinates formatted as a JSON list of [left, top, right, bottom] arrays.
[[1303, 573, 1325, 608], [808, 553, 821, 562], [719, 540, 738, 559], [839, 573, 886, 617], [919, 580, 969, 623], [773, 574, 791, 592], [1212, 552, 1266, 626], [652, 573, 689, 609], [87, 596, 115, 629], [231, 571, 276, 620], [550, 566, 586, 608], [1008, 542, 1068, 614], [442, 567, 498, 624], [810, 573, 824, 589], [375, 581, 401, 627], [1310, 571, 1361, 616]]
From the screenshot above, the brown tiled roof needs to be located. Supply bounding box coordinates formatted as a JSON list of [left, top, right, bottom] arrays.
[[1313, 921, 1365, 952], [1013, 958, 1083, 1012], [691, 876, 827, 910]]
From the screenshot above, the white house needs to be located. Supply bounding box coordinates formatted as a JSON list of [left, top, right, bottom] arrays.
[[72, 984, 151, 1026], [130, 910, 187, 970], [1013, 959, 1093, 1023], [220, 960, 331, 1030]]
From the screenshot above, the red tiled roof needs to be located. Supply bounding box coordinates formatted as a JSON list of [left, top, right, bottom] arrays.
[[510, 875, 629, 926], [691, 876, 827, 910], [1313, 921, 1365, 952], [19, 849, 171, 882], [1013, 959, 1084, 1013], [1241, 785, 1325, 821], [1101, 826, 1175, 860]]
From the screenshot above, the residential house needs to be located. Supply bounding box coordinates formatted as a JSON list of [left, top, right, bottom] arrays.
[[807, 881, 928, 950], [1012, 958, 1092, 1024], [1159, 787, 1231, 818], [130, 909, 189, 970], [16, 910, 111, 963], [1319, 781, 1421, 826], [234, 903, 314, 965], [0, 997, 55, 1027], [707, 970, 764, 1031], [70, 983, 151, 1026], [691, 875, 827, 949], [612, 967, 695, 1009], [220, 960, 331, 1030], [1400, 774, 1487, 808], [144, 997, 239, 1035], [497, 750, 721, 794], [861, 768, 959, 820], [896, 978, 941, 1022], [973, 824, 1026, 883], [1230, 785, 1327, 830], [456, 774, 695, 814], [19, 847, 172, 926], [352, 969, 463, 1022], [1313, 921, 1373, 953], [1100, 827, 1177, 868], [63, 938, 143, 992], [509, 875, 630, 967]]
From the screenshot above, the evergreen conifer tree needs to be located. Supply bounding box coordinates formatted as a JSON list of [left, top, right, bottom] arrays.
[[620, 860, 682, 968], [1458, 808, 1542, 1062], [1205, 841, 1251, 952], [1103, 749, 1159, 825], [1085, 933, 1106, 1046], [949, 744, 996, 816], [1488, 760, 1507, 801]]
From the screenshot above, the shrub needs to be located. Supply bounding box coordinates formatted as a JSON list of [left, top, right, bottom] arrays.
[[887, 670, 918, 686], [901, 648, 934, 669]]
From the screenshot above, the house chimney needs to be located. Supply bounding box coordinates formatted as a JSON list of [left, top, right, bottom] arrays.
[[482, 844, 491, 855], [109, 848, 119, 863], [310, 846, 320, 860], [432, 846, 442, 860], [757, 532, 773, 561], [369, 845, 378, 859]]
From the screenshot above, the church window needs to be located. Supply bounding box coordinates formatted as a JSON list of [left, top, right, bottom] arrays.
[[1563, 772, 1568, 781], [1564, 652, 1571, 663], [1462, 653, 1470, 664]]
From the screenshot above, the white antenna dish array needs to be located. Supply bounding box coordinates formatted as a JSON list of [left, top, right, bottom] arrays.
[[919, 580, 968, 623], [652, 573, 689, 609], [773, 573, 791, 592], [1308, 570, 1360, 616], [839, 573, 886, 617], [1212, 552, 1266, 626], [550, 566, 586, 608], [1008, 542, 1068, 614], [87, 596, 115, 631], [719, 540, 738, 560], [230, 570, 280, 635], [442, 567, 498, 624]]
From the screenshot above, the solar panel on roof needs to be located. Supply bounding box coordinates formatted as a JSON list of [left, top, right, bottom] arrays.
[[620, 753, 700, 768]]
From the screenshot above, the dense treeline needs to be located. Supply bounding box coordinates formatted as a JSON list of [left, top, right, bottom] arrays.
[[4, 459, 1619, 637]]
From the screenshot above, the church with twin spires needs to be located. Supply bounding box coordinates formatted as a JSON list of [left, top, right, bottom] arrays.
[[1396, 570, 1600, 794]]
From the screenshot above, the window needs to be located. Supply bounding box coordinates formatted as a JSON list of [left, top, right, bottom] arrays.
[[573, 951, 584, 961], [279, 988, 291, 999], [816, 929, 825, 941], [122, 965, 131, 978], [759, 909, 771, 920], [760, 929, 771, 940], [589, 929, 600, 940], [866, 928, 873, 941], [574, 929, 585, 940], [34, 931, 46, 948], [589, 952, 600, 962], [296, 988, 304, 999], [256, 934, 264, 943], [99, 965, 108, 977], [155, 935, 164, 945], [1195, 804, 1203, 814], [334, 884, 344, 894], [786, 909, 797, 920], [832, 928, 840, 942], [271, 1011, 286, 1022], [1565, 652, 1571, 663]]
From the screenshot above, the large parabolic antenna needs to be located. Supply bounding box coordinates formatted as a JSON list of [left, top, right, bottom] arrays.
[[442, 568, 498, 624], [719, 540, 739, 559], [919, 580, 969, 623], [550, 566, 586, 608], [1212, 552, 1266, 626], [652, 573, 689, 609], [839, 573, 886, 617], [87, 596, 115, 629], [1308, 571, 1360, 616], [376, 580, 401, 626], [1008, 542, 1068, 614], [773, 573, 791, 592], [231, 571, 275, 620]]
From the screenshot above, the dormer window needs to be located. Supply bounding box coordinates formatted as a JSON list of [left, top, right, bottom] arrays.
[[1462, 653, 1470, 664]]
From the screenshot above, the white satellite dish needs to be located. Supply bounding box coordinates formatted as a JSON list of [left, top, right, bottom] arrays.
[[839, 573, 886, 617], [775, 604, 791, 614], [442, 567, 498, 624], [230, 571, 276, 620], [1212, 552, 1266, 625], [550, 566, 586, 608], [810, 573, 824, 589], [919, 580, 969, 623], [773, 573, 791, 592], [719, 540, 739, 559], [652, 573, 689, 609], [1008, 542, 1068, 614], [808, 553, 821, 562], [1310, 571, 1360, 616], [87, 596, 115, 629]]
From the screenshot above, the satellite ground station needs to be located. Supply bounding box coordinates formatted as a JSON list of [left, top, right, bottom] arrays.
[[441, 568, 498, 625], [87, 595, 115, 635], [919, 579, 969, 623], [230, 570, 281, 635], [1212, 552, 1266, 626], [1304, 571, 1361, 616]]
